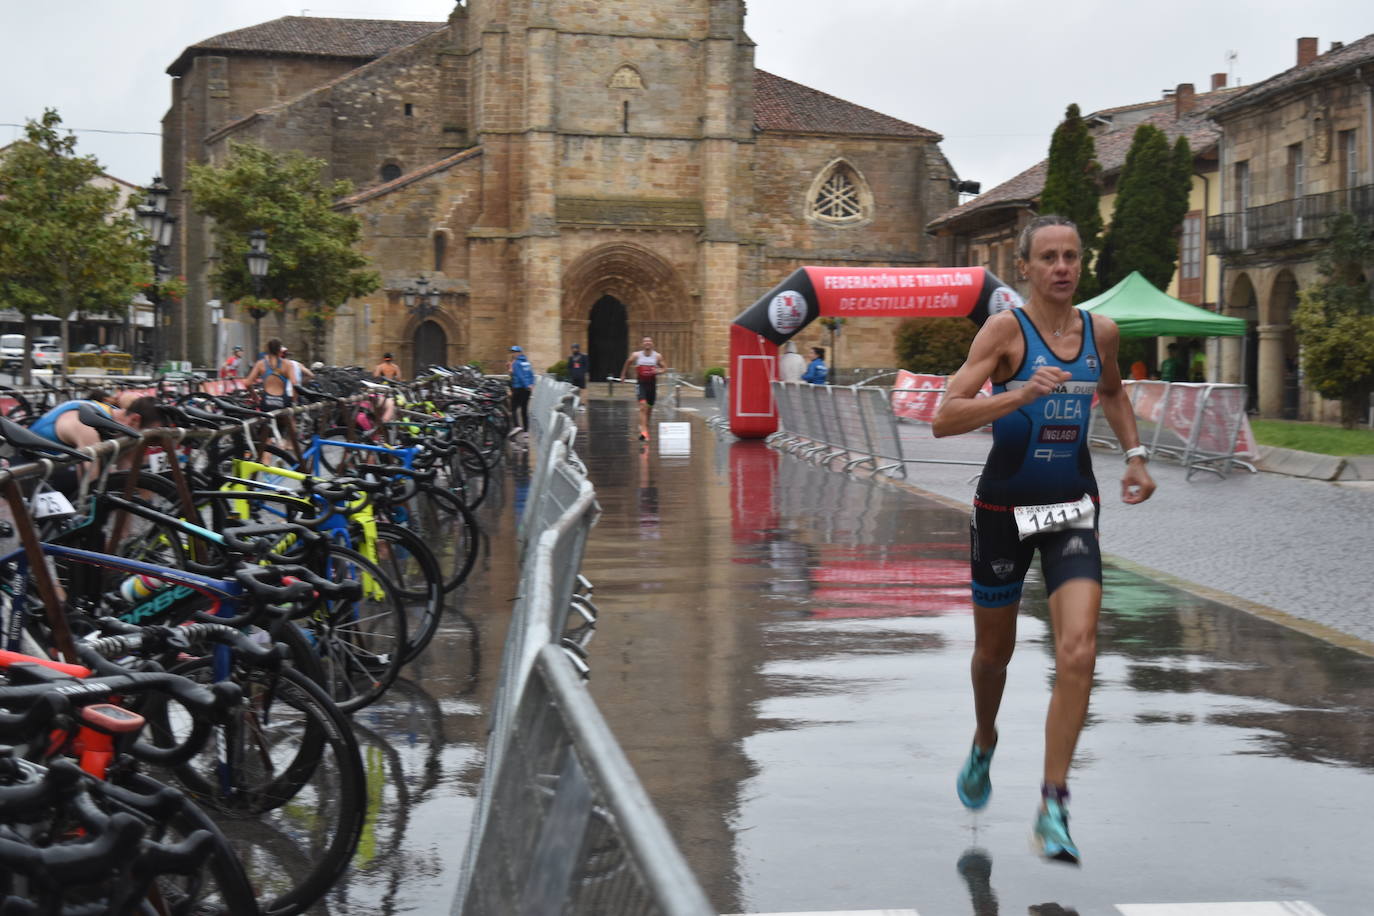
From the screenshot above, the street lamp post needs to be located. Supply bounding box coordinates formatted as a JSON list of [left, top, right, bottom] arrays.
[[401, 277, 442, 372], [401, 277, 441, 319], [136, 177, 177, 375], [245, 229, 271, 358]]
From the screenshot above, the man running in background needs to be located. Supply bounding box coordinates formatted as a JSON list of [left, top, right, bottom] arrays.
[[621, 336, 664, 441]]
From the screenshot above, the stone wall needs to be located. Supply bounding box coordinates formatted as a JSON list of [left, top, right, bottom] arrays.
[[1221, 77, 1367, 207], [166, 0, 953, 376], [552, 34, 706, 137], [345, 152, 485, 374], [745, 133, 956, 369]]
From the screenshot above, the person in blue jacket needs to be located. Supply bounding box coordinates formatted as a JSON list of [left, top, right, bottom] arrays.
[[801, 347, 828, 384], [508, 345, 535, 432]]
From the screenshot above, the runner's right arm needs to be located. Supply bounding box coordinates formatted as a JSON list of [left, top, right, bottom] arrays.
[[932, 312, 1066, 439]]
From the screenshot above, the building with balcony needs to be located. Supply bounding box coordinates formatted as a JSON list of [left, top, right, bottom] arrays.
[[927, 76, 1239, 375], [1206, 34, 1374, 419]]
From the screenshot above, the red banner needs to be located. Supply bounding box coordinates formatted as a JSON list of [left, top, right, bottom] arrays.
[[890, 370, 946, 423], [808, 267, 987, 318]]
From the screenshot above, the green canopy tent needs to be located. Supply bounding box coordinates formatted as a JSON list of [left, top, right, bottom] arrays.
[[1076, 270, 1246, 337]]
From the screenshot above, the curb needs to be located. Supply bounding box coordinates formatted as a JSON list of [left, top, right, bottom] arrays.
[[1255, 445, 1346, 480]]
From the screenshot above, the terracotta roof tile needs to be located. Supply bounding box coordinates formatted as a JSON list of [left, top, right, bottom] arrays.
[[1209, 33, 1374, 118], [169, 16, 444, 75], [927, 160, 1046, 230], [754, 70, 940, 140], [928, 90, 1239, 231]]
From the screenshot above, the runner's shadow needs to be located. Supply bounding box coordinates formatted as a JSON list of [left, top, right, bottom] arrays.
[[957, 847, 1080, 916]]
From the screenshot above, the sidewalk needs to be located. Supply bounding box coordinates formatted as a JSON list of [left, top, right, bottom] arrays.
[[690, 394, 1374, 654]]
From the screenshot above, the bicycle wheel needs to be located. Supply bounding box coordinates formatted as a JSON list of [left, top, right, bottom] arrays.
[[94, 771, 264, 916], [0, 387, 34, 424], [93, 471, 191, 561], [428, 437, 488, 511], [374, 522, 445, 663], [301, 544, 407, 712], [146, 661, 365, 916], [386, 483, 480, 593]]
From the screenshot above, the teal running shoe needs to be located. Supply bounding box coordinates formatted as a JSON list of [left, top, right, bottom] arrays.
[[1033, 797, 1080, 865], [956, 741, 995, 809]]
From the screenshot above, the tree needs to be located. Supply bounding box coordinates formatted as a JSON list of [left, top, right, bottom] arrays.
[[186, 142, 380, 358], [894, 317, 978, 375], [1291, 213, 1374, 427], [1040, 103, 1103, 302], [1097, 125, 1193, 293], [0, 109, 150, 383]]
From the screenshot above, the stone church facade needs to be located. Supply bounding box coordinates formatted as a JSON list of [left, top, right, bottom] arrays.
[[164, 1, 957, 376]]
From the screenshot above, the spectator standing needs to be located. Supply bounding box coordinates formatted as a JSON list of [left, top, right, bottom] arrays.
[[1190, 346, 1207, 382], [779, 342, 806, 382], [801, 346, 828, 385], [509, 345, 534, 432], [567, 343, 589, 390], [1159, 342, 1184, 382], [374, 353, 401, 379]]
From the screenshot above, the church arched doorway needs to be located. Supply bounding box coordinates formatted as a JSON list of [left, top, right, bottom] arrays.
[[413, 320, 447, 372], [561, 242, 696, 374], [588, 295, 628, 383]]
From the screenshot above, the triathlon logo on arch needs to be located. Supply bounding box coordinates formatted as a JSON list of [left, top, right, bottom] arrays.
[[768, 291, 808, 335], [988, 285, 1023, 315]]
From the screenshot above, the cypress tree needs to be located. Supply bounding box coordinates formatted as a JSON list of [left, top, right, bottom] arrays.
[[1097, 125, 1193, 292], [1040, 103, 1103, 301]]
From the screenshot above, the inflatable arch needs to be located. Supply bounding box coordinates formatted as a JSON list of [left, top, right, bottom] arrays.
[[728, 266, 1023, 438]]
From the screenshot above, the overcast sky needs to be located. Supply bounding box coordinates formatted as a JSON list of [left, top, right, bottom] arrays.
[[3, 1, 1370, 199]]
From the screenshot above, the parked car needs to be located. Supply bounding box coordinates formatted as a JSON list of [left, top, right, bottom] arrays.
[[0, 335, 23, 370], [31, 344, 63, 369]]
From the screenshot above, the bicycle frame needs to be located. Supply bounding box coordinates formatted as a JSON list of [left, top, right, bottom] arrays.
[[300, 434, 420, 477], [224, 456, 385, 600]]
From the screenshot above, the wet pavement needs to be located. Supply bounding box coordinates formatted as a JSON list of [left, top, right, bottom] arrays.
[[314, 395, 1374, 915], [306, 472, 517, 915], [575, 398, 1374, 915]]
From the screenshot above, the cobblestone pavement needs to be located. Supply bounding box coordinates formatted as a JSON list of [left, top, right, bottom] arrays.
[[891, 422, 1374, 650], [694, 394, 1374, 651]]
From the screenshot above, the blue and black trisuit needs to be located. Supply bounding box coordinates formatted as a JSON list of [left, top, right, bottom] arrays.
[[970, 308, 1103, 608]]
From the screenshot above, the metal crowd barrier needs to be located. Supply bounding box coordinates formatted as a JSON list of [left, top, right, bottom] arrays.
[[1087, 380, 1257, 480], [455, 388, 712, 914], [519, 377, 583, 560], [529, 374, 577, 447], [769, 381, 982, 476], [458, 644, 713, 916]]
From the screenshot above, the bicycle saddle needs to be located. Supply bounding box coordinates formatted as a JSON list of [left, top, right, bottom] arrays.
[[77, 403, 139, 440], [0, 415, 89, 462]]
